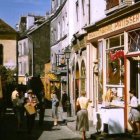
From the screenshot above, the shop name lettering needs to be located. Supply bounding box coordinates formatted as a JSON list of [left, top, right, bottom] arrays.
[[109, 50, 124, 61], [88, 13, 140, 40]]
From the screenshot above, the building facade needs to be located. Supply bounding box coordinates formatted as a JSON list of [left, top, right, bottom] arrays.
[[0, 19, 17, 70], [17, 14, 50, 85], [86, 0, 140, 134]]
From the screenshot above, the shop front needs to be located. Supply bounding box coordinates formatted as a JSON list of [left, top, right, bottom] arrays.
[[86, 8, 140, 134]]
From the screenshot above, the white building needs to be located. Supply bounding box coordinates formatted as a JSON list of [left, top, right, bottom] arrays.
[[50, 0, 106, 121]]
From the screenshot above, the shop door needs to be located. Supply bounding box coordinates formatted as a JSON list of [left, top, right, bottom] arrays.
[[130, 59, 140, 98]]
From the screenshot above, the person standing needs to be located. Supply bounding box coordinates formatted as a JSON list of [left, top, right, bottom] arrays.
[[24, 89, 38, 134], [14, 91, 25, 129], [128, 90, 140, 134], [38, 89, 46, 126], [61, 91, 67, 124], [51, 91, 59, 126], [76, 91, 89, 140], [11, 87, 19, 115]]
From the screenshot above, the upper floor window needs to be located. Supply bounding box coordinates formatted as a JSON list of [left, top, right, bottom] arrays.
[[62, 16, 65, 36], [18, 43, 22, 56], [76, 1, 79, 22], [106, 0, 119, 10], [82, 0, 85, 16], [57, 22, 61, 40]]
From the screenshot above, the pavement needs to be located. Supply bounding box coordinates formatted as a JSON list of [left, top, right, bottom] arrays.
[[0, 107, 140, 140]]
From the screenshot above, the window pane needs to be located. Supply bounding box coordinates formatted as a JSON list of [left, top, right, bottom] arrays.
[[109, 36, 120, 48], [106, 48, 124, 85]]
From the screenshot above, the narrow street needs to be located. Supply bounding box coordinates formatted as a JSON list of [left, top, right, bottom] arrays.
[[0, 107, 140, 140], [0, 108, 83, 140]]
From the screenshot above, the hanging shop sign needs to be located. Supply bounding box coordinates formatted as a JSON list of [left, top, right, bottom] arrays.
[[88, 12, 140, 40]]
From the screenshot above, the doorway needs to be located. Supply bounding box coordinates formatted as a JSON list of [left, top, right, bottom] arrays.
[[130, 58, 140, 98]]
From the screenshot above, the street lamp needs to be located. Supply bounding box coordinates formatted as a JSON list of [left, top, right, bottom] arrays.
[[64, 47, 71, 117]]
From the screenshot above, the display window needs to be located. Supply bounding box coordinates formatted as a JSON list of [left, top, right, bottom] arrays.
[[104, 34, 125, 105], [106, 34, 124, 85]]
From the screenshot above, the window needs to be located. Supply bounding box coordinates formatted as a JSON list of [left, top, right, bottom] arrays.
[[106, 34, 124, 85], [76, 1, 79, 21], [62, 16, 65, 36], [106, 0, 119, 10], [128, 29, 140, 52], [57, 22, 60, 40], [18, 43, 22, 56], [82, 0, 85, 16], [18, 62, 22, 75], [105, 34, 125, 103]]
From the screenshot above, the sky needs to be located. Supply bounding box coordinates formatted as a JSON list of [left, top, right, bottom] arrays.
[[0, 0, 51, 29]]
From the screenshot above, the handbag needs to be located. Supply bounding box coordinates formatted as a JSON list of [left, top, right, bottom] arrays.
[[76, 100, 81, 112], [24, 104, 36, 115]]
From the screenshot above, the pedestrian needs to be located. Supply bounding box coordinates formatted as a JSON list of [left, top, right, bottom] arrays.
[[128, 90, 140, 134], [14, 91, 25, 129], [76, 91, 89, 140], [61, 90, 67, 124], [11, 87, 19, 115], [38, 89, 46, 126], [24, 89, 38, 134], [51, 91, 59, 126]]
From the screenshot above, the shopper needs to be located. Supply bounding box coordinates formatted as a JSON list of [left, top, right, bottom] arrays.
[[51, 91, 59, 126], [24, 89, 38, 134], [38, 89, 46, 126], [76, 91, 89, 140], [61, 91, 67, 124], [128, 90, 140, 134]]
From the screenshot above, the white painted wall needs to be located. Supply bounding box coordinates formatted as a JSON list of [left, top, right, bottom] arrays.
[[90, 0, 106, 24]]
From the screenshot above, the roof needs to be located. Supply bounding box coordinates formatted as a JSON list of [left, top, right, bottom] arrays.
[[0, 19, 17, 34]]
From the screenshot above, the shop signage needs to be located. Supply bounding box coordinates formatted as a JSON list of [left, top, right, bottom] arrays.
[[88, 12, 140, 40]]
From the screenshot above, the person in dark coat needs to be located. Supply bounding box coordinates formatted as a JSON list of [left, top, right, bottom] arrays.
[[38, 89, 45, 126], [24, 89, 38, 134], [61, 91, 67, 124]]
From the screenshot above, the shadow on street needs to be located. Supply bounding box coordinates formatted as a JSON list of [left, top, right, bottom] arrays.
[[0, 108, 54, 140]]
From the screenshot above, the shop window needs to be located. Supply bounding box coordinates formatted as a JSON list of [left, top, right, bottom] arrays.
[[105, 34, 125, 105], [128, 30, 140, 52], [106, 35, 124, 85], [106, 49, 124, 85]]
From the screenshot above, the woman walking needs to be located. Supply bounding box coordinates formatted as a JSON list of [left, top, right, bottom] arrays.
[[51, 91, 59, 126], [76, 91, 89, 140]]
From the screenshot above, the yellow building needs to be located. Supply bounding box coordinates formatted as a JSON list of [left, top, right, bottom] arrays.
[[0, 19, 17, 69]]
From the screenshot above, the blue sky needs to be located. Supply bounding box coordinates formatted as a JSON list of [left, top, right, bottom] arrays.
[[0, 0, 51, 29]]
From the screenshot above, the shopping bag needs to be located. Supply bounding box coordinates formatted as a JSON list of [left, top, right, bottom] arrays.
[[24, 104, 36, 115]]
